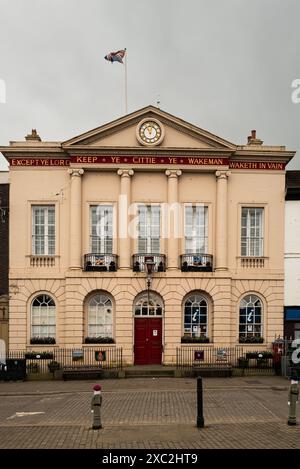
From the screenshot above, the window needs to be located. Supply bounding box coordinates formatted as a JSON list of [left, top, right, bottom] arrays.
[[184, 294, 208, 337], [87, 293, 113, 338], [134, 292, 163, 316], [138, 205, 160, 253], [241, 208, 263, 256], [32, 205, 55, 255], [239, 295, 262, 340], [31, 294, 56, 338], [90, 205, 113, 253], [185, 205, 208, 254]]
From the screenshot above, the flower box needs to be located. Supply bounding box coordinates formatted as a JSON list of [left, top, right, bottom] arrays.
[[84, 337, 115, 344], [25, 352, 54, 360], [30, 337, 56, 345], [181, 336, 210, 344], [239, 336, 264, 344]]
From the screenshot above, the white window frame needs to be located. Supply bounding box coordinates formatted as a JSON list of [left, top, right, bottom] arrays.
[[32, 205, 55, 256], [90, 205, 113, 254], [31, 294, 56, 339], [87, 293, 113, 338], [183, 294, 208, 338], [239, 294, 263, 340], [184, 204, 208, 254], [241, 207, 264, 257], [137, 204, 161, 253]]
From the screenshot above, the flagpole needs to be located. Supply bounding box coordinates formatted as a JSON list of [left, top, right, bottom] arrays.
[[124, 48, 128, 115]]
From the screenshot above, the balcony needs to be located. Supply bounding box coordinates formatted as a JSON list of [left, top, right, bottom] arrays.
[[180, 254, 213, 272], [132, 254, 166, 272], [83, 254, 118, 272]]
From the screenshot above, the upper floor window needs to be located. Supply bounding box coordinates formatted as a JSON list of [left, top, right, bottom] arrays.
[[32, 205, 55, 255], [138, 204, 160, 253], [31, 294, 56, 339], [90, 205, 113, 254], [185, 205, 208, 253], [241, 208, 263, 257]]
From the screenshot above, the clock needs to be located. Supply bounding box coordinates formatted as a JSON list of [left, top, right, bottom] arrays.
[[136, 118, 165, 146]]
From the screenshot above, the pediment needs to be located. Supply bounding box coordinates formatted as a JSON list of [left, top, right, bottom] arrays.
[[62, 106, 236, 151]]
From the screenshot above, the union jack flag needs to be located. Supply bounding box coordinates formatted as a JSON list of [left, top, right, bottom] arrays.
[[104, 49, 126, 64]]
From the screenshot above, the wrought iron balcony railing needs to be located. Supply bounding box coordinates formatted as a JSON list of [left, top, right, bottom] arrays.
[[84, 254, 118, 272], [132, 254, 166, 272], [180, 254, 213, 272]]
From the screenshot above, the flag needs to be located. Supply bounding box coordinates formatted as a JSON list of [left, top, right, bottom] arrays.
[[104, 49, 126, 64]]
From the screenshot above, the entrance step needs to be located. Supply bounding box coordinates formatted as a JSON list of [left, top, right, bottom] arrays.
[[124, 366, 176, 378]]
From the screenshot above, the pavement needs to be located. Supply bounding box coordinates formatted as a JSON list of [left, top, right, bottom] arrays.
[[0, 376, 299, 449]]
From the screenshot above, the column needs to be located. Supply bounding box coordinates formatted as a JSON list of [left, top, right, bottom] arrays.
[[165, 169, 182, 269], [68, 168, 84, 269], [117, 169, 134, 269], [215, 170, 230, 271]]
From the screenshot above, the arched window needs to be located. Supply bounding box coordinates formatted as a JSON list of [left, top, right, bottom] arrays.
[[184, 294, 208, 338], [87, 293, 113, 338], [31, 294, 56, 339], [134, 292, 163, 316], [239, 294, 262, 341]]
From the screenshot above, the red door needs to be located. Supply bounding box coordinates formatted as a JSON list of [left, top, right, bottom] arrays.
[[134, 318, 162, 365]]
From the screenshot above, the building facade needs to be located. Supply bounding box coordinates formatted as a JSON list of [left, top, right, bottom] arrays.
[[0, 107, 295, 364], [0, 171, 9, 348], [285, 171, 300, 340]]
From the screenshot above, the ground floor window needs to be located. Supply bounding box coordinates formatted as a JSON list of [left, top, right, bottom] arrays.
[[183, 294, 208, 338], [87, 293, 113, 338], [239, 294, 262, 341], [31, 294, 56, 339]]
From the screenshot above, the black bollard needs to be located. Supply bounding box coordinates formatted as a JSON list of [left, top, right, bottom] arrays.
[[197, 376, 205, 428]]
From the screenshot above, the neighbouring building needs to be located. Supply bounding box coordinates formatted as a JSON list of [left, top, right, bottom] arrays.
[[0, 171, 9, 348], [285, 170, 300, 340], [0, 106, 295, 364]]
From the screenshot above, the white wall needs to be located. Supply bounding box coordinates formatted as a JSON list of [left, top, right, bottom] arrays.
[[285, 200, 300, 305]]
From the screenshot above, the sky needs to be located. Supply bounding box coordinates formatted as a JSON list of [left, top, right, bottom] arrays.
[[1, 0, 300, 170]]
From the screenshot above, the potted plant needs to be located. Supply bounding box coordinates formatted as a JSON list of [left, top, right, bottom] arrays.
[[48, 360, 60, 373], [30, 337, 56, 345], [239, 336, 264, 344], [84, 337, 115, 344], [181, 336, 210, 344], [25, 351, 54, 360], [237, 357, 249, 368]]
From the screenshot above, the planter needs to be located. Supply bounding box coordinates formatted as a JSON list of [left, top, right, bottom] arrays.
[[84, 337, 115, 344], [25, 352, 54, 360], [48, 361, 60, 373], [239, 337, 264, 344], [30, 337, 56, 345], [238, 357, 249, 368], [181, 336, 210, 344]]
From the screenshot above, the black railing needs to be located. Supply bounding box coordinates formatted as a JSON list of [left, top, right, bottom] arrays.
[[180, 254, 213, 272], [84, 254, 118, 272], [3, 347, 123, 377], [132, 254, 166, 272], [176, 345, 275, 375]]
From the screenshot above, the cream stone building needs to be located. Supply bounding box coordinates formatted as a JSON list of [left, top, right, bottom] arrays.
[[0, 106, 295, 365]]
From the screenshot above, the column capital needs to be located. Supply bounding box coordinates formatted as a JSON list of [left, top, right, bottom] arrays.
[[68, 168, 84, 177], [215, 170, 230, 180], [117, 169, 134, 178], [165, 169, 182, 178]]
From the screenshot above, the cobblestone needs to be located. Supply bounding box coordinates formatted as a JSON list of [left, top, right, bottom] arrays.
[[0, 377, 298, 449]]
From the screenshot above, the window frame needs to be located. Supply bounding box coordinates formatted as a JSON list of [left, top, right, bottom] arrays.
[[86, 292, 114, 339], [241, 207, 264, 257], [89, 204, 114, 254], [31, 205, 56, 256], [184, 204, 208, 254], [183, 293, 209, 338], [137, 203, 161, 254], [239, 294, 263, 341], [31, 294, 56, 339]]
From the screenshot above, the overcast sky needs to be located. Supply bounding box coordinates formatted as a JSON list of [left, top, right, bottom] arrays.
[[1, 0, 300, 170]]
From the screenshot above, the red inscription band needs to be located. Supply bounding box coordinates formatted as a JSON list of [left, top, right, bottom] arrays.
[[229, 161, 286, 170], [71, 155, 228, 166], [10, 158, 70, 167]]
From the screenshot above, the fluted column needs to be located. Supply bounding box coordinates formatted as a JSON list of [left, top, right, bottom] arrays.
[[68, 168, 84, 269], [215, 170, 230, 271], [117, 169, 134, 269], [165, 169, 182, 269]]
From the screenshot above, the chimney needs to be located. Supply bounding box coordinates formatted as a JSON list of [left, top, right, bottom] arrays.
[[247, 129, 263, 145]]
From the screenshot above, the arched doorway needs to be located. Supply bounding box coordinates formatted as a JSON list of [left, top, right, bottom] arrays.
[[133, 291, 164, 365]]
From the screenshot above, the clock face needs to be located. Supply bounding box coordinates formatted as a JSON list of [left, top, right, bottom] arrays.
[[137, 119, 164, 146]]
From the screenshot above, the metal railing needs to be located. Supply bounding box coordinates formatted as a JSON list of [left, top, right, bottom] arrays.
[[132, 254, 166, 272], [180, 254, 213, 272], [83, 254, 118, 271], [176, 345, 275, 374], [4, 347, 123, 376]]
